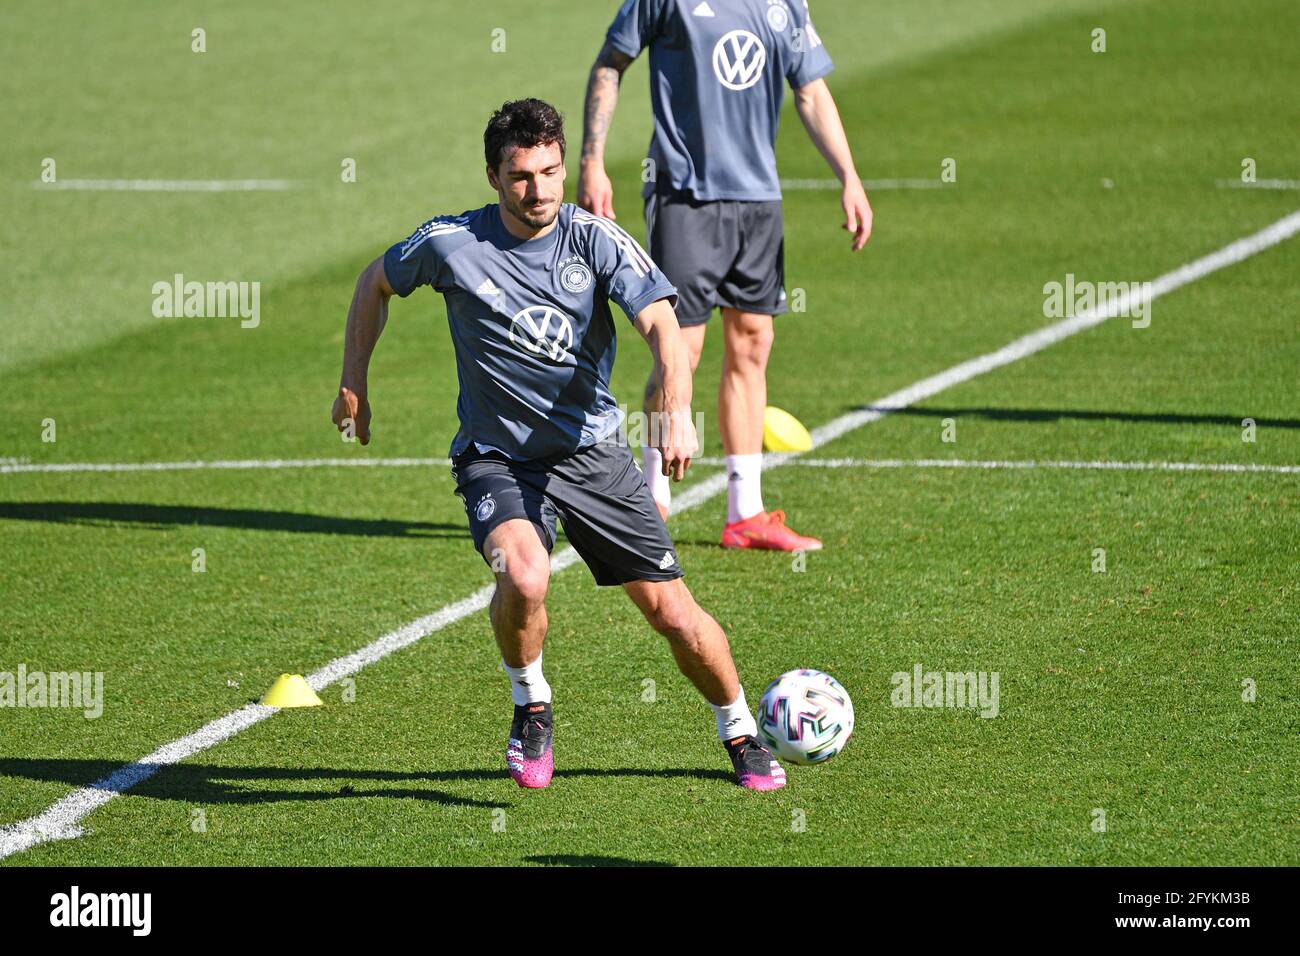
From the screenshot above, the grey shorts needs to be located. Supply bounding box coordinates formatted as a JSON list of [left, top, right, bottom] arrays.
[[644, 181, 787, 326], [450, 438, 684, 587]]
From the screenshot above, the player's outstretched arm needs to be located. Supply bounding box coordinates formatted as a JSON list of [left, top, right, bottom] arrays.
[[579, 41, 635, 220], [331, 255, 395, 445], [792, 78, 873, 251], [633, 298, 696, 481]]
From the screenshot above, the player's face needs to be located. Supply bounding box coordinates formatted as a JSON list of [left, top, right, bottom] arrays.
[[490, 142, 566, 230]]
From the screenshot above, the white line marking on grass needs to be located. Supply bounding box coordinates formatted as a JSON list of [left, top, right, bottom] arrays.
[[3, 209, 1297, 861], [33, 179, 297, 192], [0, 571, 580, 859], [809, 209, 1300, 450], [1216, 179, 1300, 191], [0, 704, 275, 856], [693, 457, 1300, 475], [781, 177, 945, 190], [0, 457, 446, 475], [7, 456, 1294, 478]]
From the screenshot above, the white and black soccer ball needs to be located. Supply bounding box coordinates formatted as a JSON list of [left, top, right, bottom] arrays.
[[757, 669, 854, 764]]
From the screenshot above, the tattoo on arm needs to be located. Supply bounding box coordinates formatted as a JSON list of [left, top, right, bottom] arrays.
[[582, 42, 634, 161]]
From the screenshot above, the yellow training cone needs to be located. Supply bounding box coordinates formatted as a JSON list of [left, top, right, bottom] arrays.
[[260, 673, 323, 708], [763, 406, 813, 452]]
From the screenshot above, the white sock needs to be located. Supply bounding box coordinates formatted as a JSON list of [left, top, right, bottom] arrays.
[[502, 654, 551, 706], [642, 445, 671, 509], [726, 453, 764, 524], [712, 688, 758, 742]]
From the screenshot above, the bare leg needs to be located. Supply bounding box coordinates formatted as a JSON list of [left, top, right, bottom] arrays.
[[718, 308, 774, 456], [482, 518, 552, 666], [623, 577, 740, 705], [485, 518, 557, 789]]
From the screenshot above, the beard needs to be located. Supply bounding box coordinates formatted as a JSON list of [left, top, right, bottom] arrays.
[[502, 191, 560, 230]]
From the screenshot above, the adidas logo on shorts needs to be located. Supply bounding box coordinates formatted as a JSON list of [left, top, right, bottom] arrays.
[[659, 551, 676, 570]]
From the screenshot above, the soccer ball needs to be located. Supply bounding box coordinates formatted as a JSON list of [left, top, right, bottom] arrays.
[[757, 669, 854, 764]]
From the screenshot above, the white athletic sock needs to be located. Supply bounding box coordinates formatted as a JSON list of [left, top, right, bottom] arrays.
[[502, 654, 551, 706], [726, 453, 764, 524], [642, 445, 671, 509], [712, 688, 758, 742]]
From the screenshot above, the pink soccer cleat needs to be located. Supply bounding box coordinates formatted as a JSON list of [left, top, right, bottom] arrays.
[[507, 701, 554, 789], [725, 735, 788, 791], [721, 509, 823, 552]]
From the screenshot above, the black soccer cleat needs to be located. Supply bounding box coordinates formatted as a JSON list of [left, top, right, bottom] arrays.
[[725, 734, 787, 791]]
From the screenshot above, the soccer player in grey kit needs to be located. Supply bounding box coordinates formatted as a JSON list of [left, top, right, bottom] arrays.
[[331, 100, 785, 791], [580, 0, 872, 551]]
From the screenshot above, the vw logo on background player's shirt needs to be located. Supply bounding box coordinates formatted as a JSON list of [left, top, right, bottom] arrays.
[[712, 29, 767, 90]]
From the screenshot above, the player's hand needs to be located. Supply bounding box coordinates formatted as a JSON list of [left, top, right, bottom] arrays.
[[658, 407, 696, 482], [331, 385, 371, 445], [842, 180, 872, 251], [578, 161, 617, 220]]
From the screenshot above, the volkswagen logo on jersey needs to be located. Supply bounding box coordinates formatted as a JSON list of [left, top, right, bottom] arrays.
[[509, 305, 575, 362], [712, 29, 767, 90], [559, 261, 592, 294]]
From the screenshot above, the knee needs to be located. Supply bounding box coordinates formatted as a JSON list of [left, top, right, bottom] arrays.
[[646, 593, 700, 644], [686, 335, 706, 373], [727, 324, 774, 372], [497, 553, 550, 606]]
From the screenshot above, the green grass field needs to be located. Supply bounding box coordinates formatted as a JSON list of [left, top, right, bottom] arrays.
[[1, 0, 1297, 866]]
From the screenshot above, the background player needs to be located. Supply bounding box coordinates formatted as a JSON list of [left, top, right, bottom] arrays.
[[579, 0, 872, 551]]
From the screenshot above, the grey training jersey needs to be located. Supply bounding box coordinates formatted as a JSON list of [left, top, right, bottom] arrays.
[[606, 0, 834, 202], [383, 203, 677, 461]]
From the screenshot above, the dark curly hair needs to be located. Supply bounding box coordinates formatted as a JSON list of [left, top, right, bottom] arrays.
[[484, 98, 566, 171]]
